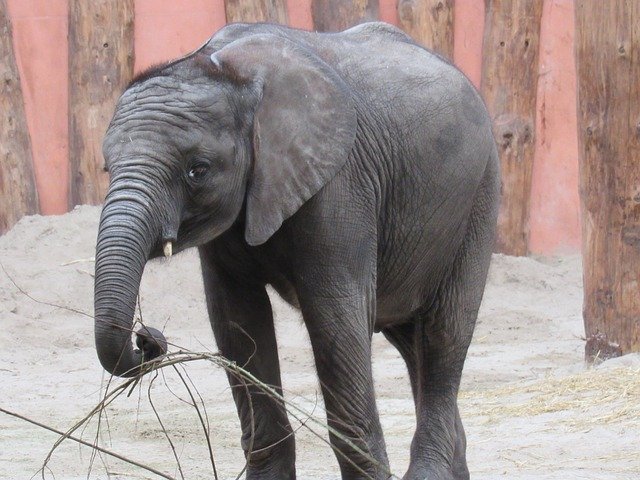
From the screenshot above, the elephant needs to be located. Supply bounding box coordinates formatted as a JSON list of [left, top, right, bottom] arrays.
[[94, 21, 500, 480]]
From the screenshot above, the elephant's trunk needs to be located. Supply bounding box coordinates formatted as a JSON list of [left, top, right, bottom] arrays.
[[94, 178, 168, 377]]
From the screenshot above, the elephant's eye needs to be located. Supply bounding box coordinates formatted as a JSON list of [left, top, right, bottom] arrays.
[[188, 163, 209, 181]]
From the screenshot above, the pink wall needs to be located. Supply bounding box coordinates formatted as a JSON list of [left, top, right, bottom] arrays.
[[529, 0, 581, 254], [287, 0, 313, 30], [379, 0, 399, 25], [134, 0, 226, 73], [453, 0, 485, 89], [7, 0, 69, 215], [6, 0, 581, 255]]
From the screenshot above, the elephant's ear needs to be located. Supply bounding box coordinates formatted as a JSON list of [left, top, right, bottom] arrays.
[[211, 34, 357, 246]]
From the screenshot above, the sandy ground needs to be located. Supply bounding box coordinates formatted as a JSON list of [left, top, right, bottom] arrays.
[[1, 206, 638, 480]]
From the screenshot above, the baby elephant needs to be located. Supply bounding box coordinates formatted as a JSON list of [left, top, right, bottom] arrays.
[[94, 21, 499, 480]]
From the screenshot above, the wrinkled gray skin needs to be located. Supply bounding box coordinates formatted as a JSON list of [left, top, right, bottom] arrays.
[[95, 22, 499, 480]]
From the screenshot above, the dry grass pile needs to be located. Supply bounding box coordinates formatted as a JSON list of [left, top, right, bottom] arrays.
[[460, 364, 640, 429]]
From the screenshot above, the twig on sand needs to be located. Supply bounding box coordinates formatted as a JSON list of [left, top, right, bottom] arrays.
[[0, 407, 176, 480], [60, 257, 95, 266], [3, 263, 391, 479], [171, 365, 219, 479]]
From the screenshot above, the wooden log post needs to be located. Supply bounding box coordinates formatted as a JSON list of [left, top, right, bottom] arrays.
[[68, 0, 134, 207], [0, 0, 39, 234], [575, 1, 640, 360], [225, 0, 288, 24], [397, 0, 454, 58], [481, 0, 543, 256], [312, 0, 379, 32]]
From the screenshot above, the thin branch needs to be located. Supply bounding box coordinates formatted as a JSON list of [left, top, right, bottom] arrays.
[[0, 408, 176, 480], [1, 263, 93, 319], [148, 371, 185, 480], [171, 365, 218, 479]]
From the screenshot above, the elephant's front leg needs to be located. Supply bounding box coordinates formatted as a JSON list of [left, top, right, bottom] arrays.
[[299, 281, 390, 479], [199, 246, 295, 479]]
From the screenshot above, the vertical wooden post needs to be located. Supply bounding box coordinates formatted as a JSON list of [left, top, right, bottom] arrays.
[[68, 0, 134, 207], [576, 1, 640, 360], [225, 0, 288, 24], [0, 0, 39, 233], [397, 0, 454, 58], [312, 0, 379, 32], [481, 0, 543, 256]]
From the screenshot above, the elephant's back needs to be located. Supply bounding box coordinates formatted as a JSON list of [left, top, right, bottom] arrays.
[[312, 23, 493, 162], [209, 22, 483, 124]]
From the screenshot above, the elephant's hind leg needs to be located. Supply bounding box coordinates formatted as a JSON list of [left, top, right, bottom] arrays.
[[383, 322, 469, 480], [384, 159, 498, 480]]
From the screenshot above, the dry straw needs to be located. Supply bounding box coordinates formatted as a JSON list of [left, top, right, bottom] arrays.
[[459, 364, 640, 429]]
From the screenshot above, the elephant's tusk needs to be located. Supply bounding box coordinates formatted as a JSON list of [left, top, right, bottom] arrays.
[[163, 241, 173, 257]]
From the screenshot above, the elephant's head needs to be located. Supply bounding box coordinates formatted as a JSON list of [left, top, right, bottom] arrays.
[[94, 33, 356, 377]]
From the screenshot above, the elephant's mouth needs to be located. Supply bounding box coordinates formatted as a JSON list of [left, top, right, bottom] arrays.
[[148, 212, 226, 259]]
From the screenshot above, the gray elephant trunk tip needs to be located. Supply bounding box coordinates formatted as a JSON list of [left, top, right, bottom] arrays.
[[135, 326, 168, 362]]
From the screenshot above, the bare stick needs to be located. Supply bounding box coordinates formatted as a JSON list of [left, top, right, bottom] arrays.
[[148, 371, 185, 480], [1, 263, 93, 319], [171, 365, 219, 479], [0, 408, 176, 480]]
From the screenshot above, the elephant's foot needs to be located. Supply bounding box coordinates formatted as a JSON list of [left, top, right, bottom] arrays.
[[402, 463, 468, 480]]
